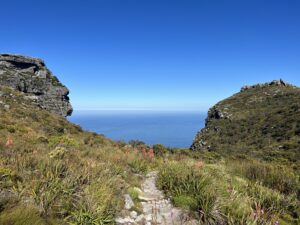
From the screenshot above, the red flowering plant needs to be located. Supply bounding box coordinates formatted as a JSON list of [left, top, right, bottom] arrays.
[[5, 137, 13, 148]]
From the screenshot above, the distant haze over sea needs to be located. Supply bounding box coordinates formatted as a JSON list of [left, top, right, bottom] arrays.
[[69, 110, 206, 148]]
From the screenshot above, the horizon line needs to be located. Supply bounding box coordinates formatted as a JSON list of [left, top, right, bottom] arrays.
[[72, 108, 208, 112]]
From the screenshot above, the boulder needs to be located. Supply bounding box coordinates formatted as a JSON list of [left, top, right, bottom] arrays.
[[0, 54, 72, 117]]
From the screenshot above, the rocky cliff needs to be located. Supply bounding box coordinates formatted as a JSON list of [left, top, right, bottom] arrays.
[[191, 80, 300, 161], [0, 54, 72, 117]]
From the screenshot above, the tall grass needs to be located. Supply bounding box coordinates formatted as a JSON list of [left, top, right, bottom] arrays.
[[157, 160, 300, 225], [0, 86, 299, 224], [0, 111, 154, 224], [226, 159, 300, 198], [158, 161, 226, 224]]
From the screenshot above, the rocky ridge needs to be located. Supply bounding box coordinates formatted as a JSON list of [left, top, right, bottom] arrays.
[[0, 54, 72, 117], [190, 80, 300, 161], [240, 79, 295, 92]]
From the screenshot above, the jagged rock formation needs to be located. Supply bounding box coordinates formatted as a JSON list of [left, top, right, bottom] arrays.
[[0, 54, 72, 116], [191, 80, 300, 161], [240, 79, 294, 92]]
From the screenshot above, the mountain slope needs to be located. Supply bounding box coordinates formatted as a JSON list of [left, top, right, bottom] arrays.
[[191, 80, 300, 163], [1, 55, 299, 225], [0, 61, 150, 224]]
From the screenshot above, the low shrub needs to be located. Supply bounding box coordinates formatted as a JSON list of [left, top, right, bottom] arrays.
[[158, 160, 299, 224], [128, 158, 148, 174], [227, 159, 300, 198], [157, 161, 225, 224], [0, 206, 48, 225]]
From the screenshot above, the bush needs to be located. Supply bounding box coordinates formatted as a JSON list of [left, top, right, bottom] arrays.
[[68, 206, 112, 225], [157, 160, 299, 224], [152, 144, 168, 156], [0, 206, 48, 225], [173, 195, 197, 210], [157, 162, 225, 224], [128, 140, 146, 148], [48, 135, 78, 148], [128, 187, 139, 201], [227, 159, 300, 197], [128, 158, 148, 174]]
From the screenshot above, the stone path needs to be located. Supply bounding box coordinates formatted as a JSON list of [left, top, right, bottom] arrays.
[[116, 171, 197, 225]]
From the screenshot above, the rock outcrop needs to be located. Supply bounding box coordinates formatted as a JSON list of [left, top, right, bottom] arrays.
[[240, 79, 294, 92], [0, 54, 72, 116], [191, 80, 300, 161]]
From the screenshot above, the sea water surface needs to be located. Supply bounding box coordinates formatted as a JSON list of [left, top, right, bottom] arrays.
[[69, 110, 206, 148]]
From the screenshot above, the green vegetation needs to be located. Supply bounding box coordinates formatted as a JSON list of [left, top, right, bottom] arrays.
[[0, 87, 152, 224], [192, 84, 300, 167], [0, 83, 299, 224], [226, 159, 300, 198], [157, 159, 299, 224]]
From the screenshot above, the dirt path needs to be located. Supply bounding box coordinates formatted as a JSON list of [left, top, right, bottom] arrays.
[[116, 171, 197, 225]]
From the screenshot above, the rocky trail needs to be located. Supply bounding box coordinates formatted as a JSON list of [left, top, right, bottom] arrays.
[[116, 171, 197, 225]]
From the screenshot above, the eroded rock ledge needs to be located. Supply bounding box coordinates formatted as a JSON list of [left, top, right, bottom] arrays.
[[0, 54, 72, 117], [240, 79, 294, 92]]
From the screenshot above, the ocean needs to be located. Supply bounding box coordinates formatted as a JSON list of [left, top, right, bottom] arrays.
[[69, 110, 206, 148]]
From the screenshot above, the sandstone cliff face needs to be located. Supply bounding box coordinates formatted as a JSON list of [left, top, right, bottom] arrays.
[[190, 80, 300, 160], [0, 54, 72, 117]]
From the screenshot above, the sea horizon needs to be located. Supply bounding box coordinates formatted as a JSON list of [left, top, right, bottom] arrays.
[[69, 109, 206, 148]]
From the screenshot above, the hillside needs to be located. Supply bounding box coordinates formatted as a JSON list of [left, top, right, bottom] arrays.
[[191, 80, 300, 164], [0, 82, 171, 225], [0, 55, 299, 225], [0, 55, 152, 224]]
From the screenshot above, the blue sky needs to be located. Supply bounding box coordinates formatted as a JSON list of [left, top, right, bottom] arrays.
[[1, 0, 300, 111]]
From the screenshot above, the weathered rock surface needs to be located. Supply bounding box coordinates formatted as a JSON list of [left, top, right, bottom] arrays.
[[124, 194, 135, 210], [0, 54, 72, 116], [240, 79, 294, 92]]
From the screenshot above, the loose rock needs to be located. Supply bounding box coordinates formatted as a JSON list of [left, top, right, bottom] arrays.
[[124, 194, 134, 210], [116, 171, 196, 225]]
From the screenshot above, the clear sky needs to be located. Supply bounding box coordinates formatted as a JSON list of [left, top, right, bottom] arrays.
[[1, 0, 300, 111]]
